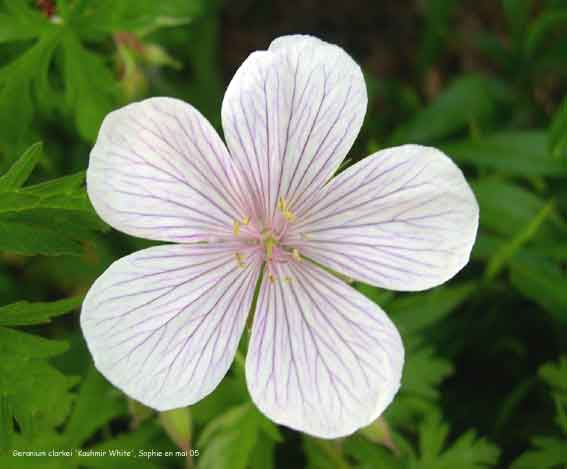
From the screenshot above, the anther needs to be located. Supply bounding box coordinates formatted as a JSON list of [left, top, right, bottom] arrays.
[[284, 276, 292, 283], [235, 252, 246, 268], [278, 196, 296, 223], [233, 216, 250, 237], [268, 272, 276, 283], [292, 248, 302, 262]]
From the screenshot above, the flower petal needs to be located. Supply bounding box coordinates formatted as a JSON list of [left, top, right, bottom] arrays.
[[81, 243, 261, 410], [221, 34, 367, 223], [88, 97, 247, 243], [288, 145, 479, 291], [245, 260, 404, 438]]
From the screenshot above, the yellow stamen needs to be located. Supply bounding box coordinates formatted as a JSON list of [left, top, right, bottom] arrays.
[[283, 211, 296, 222], [292, 248, 302, 262], [233, 216, 249, 237], [284, 276, 292, 283], [278, 196, 296, 223], [235, 252, 246, 268], [268, 273, 276, 283]]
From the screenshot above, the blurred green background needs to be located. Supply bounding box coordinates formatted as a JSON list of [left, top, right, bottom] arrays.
[[0, 0, 566, 468]]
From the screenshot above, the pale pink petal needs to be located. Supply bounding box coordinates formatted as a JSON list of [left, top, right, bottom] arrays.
[[221, 34, 367, 223], [288, 145, 479, 291], [81, 243, 261, 410], [88, 97, 248, 243], [245, 260, 404, 438]]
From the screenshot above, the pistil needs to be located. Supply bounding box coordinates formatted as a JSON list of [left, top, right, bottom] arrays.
[[262, 232, 278, 260]]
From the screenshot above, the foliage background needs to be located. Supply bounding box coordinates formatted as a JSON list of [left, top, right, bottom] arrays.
[[0, 0, 566, 468]]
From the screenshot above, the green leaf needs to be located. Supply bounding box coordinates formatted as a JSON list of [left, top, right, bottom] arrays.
[[0, 326, 68, 357], [527, 9, 567, 56], [540, 356, 567, 433], [435, 430, 501, 468], [0, 142, 42, 192], [402, 347, 454, 400], [158, 407, 192, 451], [0, 207, 106, 256], [190, 374, 248, 426], [303, 437, 351, 469], [0, 30, 59, 147], [198, 403, 280, 469], [511, 436, 567, 468], [0, 14, 36, 43], [390, 75, 509, 145], [510, 358, 567, 467], [549, 97, 567, 160], [0, 327, 78, 437], [509, 256, 567, 322], [158, 12, 223, 124], [0, 296, 82, 326], [485, 200, 554, 279], [61, 32, 118, 141], [20, 172, 86, 197], [502, 0, 532, 47], [475, 32, 514, 73], [389, 283, 475, 336], [81, 422, 163, 469], [540, 356, 567, 393], [0, 1, 47, 44], [415, 413, 500, 468], [248, 432, 279, 469], [0, 173, 107, 256], [387, 338, 455, 425], [442, 131, 567, 176], [0, 394, 13, 453], [355, 283, 395, 308], [0, 191, 94, 213], [418, 413, 450, 462], [64, 365, 126, 447], [474, 233, 567, 277], [64, 0, 200, 41], [416, 0, 458, 72], [472, 179, 564, 239], [343, 435, 402, 469]]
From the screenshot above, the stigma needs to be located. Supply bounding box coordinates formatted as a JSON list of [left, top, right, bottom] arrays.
[[261, 230, 278, 260]]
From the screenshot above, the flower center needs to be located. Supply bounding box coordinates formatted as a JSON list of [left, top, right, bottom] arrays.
[[232, 197, 302, 283]]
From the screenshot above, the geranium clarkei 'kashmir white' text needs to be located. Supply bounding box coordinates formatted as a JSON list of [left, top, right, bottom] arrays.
[[81, 35, 479, 439]]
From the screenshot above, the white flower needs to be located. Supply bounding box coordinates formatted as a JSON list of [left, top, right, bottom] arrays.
[[81, 35, 479, 438]]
